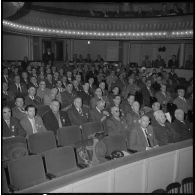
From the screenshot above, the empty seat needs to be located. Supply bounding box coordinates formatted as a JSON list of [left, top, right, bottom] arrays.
[[56, 125, 82, 147], [3, 136, 28, 165], [182, 177, 193, 193], [27, 131, 57, 155], [43, 146, 79, 177], [81, 121, 105, 140], [7, 155, 47, 191], [152, 188, 167, 193], [166, 182, 181, 193], [102, 135, 128, 156]]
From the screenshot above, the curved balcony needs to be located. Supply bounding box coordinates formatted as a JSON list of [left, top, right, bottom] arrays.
[[3, 9, 193, 40]]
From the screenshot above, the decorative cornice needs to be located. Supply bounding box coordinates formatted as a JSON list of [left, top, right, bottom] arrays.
[[3, 10, 193, 40]]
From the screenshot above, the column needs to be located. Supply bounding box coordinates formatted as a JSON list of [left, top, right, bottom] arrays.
[[179, 43, 185, 68]]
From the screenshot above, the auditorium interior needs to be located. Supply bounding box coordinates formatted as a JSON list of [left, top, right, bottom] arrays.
[[2, 2, 193, 193]]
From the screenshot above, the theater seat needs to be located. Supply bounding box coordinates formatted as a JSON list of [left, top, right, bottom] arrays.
[[152, 188, 167, 193], [56, 125, 82, 147], [7, 155, 47, 191], [81, 121, 105, 140], [182, 177, 193, 193], [102, 135, 128, 156], [3, 136, 28, 167], [166, 182, 181, 193], [27, 131, 57, 155], [43, 146, 79, 178]]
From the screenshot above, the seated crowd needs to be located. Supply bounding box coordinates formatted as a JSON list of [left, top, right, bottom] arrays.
[[2, 60, 193, 157]]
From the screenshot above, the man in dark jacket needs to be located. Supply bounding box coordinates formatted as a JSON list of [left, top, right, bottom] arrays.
[[42, 99, 71, 134]]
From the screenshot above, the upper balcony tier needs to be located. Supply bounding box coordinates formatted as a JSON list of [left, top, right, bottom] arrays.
[[3, 3, 193, 40]]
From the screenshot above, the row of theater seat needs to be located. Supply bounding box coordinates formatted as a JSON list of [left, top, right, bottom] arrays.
[[3, 121, 134, 192], [152, 177, 193, 193]]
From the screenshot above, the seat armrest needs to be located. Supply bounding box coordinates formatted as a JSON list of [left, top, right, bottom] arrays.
[[46, 173, 56, 180], [77, 163, 88, 169], [127, 149, 138, 153], [8, 184, 19, 192]]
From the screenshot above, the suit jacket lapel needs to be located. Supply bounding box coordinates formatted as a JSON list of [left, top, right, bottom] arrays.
[[138, 127, 148, 147]]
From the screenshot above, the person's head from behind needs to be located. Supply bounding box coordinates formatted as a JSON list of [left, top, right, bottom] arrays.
[[15, 96, 24, 108], [113, 95, 121, 107], [111, 106, 120, 118], [50, 99, 60, 113], [3, 106, 11, 121], [154, 110, 166, 125], [132, 101, 140, 113], [28, 86, 36, 97], [127, 94, 135, 105], [25, 105, 36, 119], [140, 115, 150, 129], [95, 87, 103, 97], [152, 101, 160, 112], [74, 97, 82, 109], [175, 109, 184, 122], [96, 100, 105, 111]]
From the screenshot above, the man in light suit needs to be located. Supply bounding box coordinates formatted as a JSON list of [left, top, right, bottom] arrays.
[[20, 105, 47, 137], [128, 115, 159, 152]]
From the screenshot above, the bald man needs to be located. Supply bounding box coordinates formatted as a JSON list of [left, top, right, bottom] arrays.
[[152, 110, 179, 146], [170, 109, 192, 141], [128, 115, 159, 152], [68, 97, 91, 126]]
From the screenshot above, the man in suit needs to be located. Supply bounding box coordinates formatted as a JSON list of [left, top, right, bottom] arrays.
[[121, 93, 135, 116], [106, 106, 129, 137], [129, 115, 159, 152], [29, 76, 39, 89], [3, 106, 26, 138], [3, 82, 15, 108], [170, 109, 192, 140], [78, 82, 93, 107], [36, 80, 50, 103], [21, 71, 30, 87], [12, 96, 27, 121], [42, 99, 71, 135], [61, 83, 77, 110], [173, 87, 192, 115], [3, 67, 11, 84], [88, 77, 96, 95], [9, 75, 28, 98], [155, 83, 172, 106], [25, 85, 42, 107], [20, 105, 47, 137], [68, 97, 91, 126], [89, 99, 110, 122], [152, 110, 180, 146]]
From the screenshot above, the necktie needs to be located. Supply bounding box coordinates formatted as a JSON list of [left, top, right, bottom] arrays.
[[144, 129, 152, 147], [17, 84, 22, 92]]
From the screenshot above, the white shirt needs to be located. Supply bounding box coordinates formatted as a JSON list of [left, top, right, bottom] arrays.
[[141, 127, 150, 146], [28, 117, 37, 134]]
